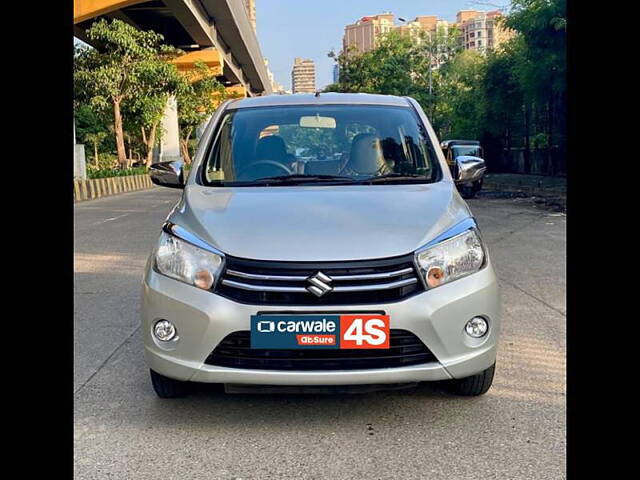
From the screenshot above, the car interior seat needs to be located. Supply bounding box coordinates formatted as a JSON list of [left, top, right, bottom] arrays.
[[341, 133, 393, 177]]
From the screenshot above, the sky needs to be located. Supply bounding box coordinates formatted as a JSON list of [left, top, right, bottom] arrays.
[[255, 0, 500, 91]]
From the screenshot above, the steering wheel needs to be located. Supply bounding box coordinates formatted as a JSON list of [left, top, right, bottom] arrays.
[[238, 160, 293, 179]]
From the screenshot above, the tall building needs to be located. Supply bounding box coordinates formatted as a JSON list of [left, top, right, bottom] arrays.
[[458, 10, 514, 53], [342, 10, 513, 59], [264, 58, 286, 94], [456, 10, 515, 53], [291, 58, 316, 93], [244, 0, 256, 33], [344, 13, 454, 68], [343, 13, 452, 57], [333, 64, 340, 84], [402, 15, 438, 35], [397, 16, 452, 44], [456, 10, 480, 25], [343, 13, 395, 54]]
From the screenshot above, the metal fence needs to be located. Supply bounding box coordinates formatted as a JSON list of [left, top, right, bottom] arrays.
[[495, 146, 566, 177]]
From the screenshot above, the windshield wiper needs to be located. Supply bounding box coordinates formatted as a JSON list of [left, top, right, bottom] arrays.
[[249, 174, 357, 185], [208, 173, 429, 187], [356, 173, 429, 184]]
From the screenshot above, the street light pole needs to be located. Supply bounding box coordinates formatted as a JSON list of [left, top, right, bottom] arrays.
[[427, 37, 434, 118], [399, 16, 434, 117]]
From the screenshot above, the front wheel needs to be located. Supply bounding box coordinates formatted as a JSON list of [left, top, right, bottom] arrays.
[[472, 178, 483, 195], [460, 184, 475, 199], [459, 179, 483, 199], [150, 369, 191, 398], [445, 363, 495, 396]]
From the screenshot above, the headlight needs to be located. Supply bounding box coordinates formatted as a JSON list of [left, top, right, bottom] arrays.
[[415, 228, 485, 289], [154, 231, 224, 290]]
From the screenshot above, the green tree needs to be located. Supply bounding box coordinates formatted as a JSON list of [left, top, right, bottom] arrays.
[[331, 31, 427, 97], [434, 50, 487, 139], [175, 62, 227, 164], [74, 18, 181, 167], [504, 0, 566, 173], [75, 103, 115, 154], [125, 60, 184, 167], [505, 0, 566, 101], [479, 46, 525, 169], [84, 131, 108, 167], [327, 1, 566, 175], [329, 27, 460, 127]]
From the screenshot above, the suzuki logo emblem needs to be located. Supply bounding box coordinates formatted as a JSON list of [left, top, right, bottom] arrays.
[[306, 271, 333, 297]]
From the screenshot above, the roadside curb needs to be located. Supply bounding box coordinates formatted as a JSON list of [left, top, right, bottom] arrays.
[[73, 174, 154, 203], [483, 181, 566, 199]]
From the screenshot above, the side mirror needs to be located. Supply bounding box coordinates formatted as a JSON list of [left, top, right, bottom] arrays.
[[455, 155, 486, 183], [149, 161, 185, 189]]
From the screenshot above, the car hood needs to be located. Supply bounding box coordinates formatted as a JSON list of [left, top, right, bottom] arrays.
[[168, 182, 471, 261]]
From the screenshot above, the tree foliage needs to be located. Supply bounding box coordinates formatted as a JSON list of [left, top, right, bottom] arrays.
[[125, 59, 184, 167], [329, 0, 566, 175], [74, 19, 182, 167], [433, 50, 486, 139], [505, 0, 566, 100], [330, 27, 459, 106], [75, 103, 115, 152], [175, 62, 227, 164], [84, 131, 108, 167]]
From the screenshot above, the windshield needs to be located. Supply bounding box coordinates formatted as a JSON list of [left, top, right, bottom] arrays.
[[452, 146, 483, 158], [201, 105, 441, 186]]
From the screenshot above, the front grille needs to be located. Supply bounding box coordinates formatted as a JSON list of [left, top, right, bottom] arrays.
[[205, 330, 437, 370], [215, 254, 423, 305]]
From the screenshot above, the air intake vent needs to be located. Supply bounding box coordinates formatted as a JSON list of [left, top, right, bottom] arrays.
[[205, 330, 437, 370]]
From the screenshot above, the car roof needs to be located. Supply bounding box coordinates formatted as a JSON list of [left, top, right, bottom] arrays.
[[227, 93, 412, 109]]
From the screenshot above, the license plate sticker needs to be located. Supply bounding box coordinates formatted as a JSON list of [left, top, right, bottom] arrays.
[[250, 315, 390, 349]]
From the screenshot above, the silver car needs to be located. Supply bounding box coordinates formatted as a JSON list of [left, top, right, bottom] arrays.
[[143, 93, 501, 398]]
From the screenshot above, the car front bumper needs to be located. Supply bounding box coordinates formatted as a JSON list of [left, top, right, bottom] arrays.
[[141, 259, 501, 385]]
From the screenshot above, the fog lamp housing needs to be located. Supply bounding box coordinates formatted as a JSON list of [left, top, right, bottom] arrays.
[[465, 317, 488, 338], [153, 319, 177, 342]]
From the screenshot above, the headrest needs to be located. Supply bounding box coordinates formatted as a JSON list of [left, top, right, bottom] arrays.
[[347, 133, 388, 175], [255, 135, 287, 160]]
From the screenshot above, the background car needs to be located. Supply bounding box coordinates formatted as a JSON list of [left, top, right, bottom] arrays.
[[441, 140, 486, 198]]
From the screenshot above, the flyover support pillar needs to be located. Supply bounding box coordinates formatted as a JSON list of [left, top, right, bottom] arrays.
[[196, 114, 213, 142], [156, 96, 182, 163], [73, 121, 87, 180]]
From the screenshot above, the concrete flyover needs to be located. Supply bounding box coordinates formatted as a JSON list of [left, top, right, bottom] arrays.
[[74, 0, 272, 166], [74, 0, 272, 97]]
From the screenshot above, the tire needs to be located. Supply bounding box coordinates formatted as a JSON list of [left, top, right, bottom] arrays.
[[472, 178, 483, 195], [460, 184, 475, 199], [150, 369, 191, 398], [446, 363, 495, 396], [459, 179, 483, 199]]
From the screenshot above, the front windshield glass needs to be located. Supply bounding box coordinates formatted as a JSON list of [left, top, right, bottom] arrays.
[[452, 146, 483, 158], [201, 105, 441, 186]]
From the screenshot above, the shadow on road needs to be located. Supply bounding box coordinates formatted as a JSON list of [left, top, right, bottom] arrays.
[[131, 381, 488, 430]]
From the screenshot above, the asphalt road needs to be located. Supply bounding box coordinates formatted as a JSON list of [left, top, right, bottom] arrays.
[[74, 187, 566, 480]]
